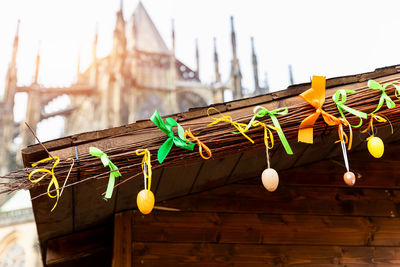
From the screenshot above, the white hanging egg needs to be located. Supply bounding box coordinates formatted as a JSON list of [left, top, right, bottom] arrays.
[[261, 168, 279, 192]]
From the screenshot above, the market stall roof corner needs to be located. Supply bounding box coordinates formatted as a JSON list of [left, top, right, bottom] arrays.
[[4, 64, 400, 266]]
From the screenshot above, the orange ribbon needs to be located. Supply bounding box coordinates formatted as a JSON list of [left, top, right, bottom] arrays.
[[336, 119, 353, 150], [184, 128, 212, 160], [298, 76, 342, 144], [361, 114, 393, 135]]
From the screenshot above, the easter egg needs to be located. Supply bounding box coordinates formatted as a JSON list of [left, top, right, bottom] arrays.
[[343, 171, 356, 186], [137, 189, 155, 215], [261, 168, 279, 192], [367, 136, 384, 158]]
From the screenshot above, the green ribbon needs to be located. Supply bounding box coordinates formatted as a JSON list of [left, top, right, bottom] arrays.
[[150, 110, 195, 163], [368, 79, 396, 113], [332, 89, 367, 128], [246, 106, 293, 155], [89, 147, 121, 200]]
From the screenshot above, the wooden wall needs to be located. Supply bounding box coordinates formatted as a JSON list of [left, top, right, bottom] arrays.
[[130, 154, 400, 266]]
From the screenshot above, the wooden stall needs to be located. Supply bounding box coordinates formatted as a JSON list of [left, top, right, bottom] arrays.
[[16, 66, 400, 266]]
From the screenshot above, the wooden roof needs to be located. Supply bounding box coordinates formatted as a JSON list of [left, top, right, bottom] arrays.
[[21, 65, 400, 265]]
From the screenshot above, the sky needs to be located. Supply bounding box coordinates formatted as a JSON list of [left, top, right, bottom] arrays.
[[1, 0, 400, 140]]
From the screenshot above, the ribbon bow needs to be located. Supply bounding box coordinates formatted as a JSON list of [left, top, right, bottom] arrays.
[[332, 89, 367, 128], [89, 147, 121, 200], [368, 79, 396, 114], [136, 149, 152, 190], [28, 156, 61, 212], [298, 76, 342, 144], [247, 106, 293, 154], [207, 107, 254, 144], [184, 128, 212, 159], [150, 110, 195, 164]]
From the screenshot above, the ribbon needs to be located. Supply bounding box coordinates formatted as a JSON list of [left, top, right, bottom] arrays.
[[332, 89, 368, 128], [150, 110, 195, 164], [28, 156, 60, 212], [89, 147, 121, 200], [368, 79, 396, 114], [251, 120, 278, 149], [184, 128, 212, 159], [136, 149, 152, 190], [298, 76, 343, 144], [336, 118, 353, 150], [361, 114, 393, 135], [393, 83, 400, 99], [207, 107, 254, 144], [247, 106, 293, 154]]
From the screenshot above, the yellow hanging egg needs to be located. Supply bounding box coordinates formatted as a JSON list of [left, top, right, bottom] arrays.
[[367, 136, 384, 158], [137, 189, 155, 215], [261, 168, 279, 192]]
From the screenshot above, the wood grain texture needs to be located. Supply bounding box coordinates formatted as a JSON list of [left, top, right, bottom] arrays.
[[157, 183, 400, 217], [46, 225, 112, 266], [133, 211, 400, 246], [133, 242, 400, 266], [112, 212, 132, 267]]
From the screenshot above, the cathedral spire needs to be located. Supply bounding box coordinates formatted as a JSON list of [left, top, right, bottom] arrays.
[[93, 24, 98, 62], [195, 39, 199, 79], [76, 49, 81, 83], [230, 16, 242, 99], [4, 20, 20, 105], [251, 37, 260, 95], [10, 20, 20, 71], [171, 19, 175, 55], [288, 64, 294, 85], [213, 37, 221, 83], [33, 42, 41, 84], [90, 25, 98, 86]]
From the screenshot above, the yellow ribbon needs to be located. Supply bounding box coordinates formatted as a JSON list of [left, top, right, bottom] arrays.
[[361, 114, 393, 135], [184, 128, 212, 160], [28, 156, 60, 212], [207, 107, 254, 144], [136, 149, 152, 191], [251, 120, 280, 149]]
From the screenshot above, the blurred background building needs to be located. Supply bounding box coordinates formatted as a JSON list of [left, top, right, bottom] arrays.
[[0, 2, 276, 265]]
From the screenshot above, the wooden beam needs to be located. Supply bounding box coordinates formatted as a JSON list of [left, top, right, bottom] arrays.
[[157, 183, 400, 217], [46, 225, 112, 266], [133, 242, 400, 266], [133, 211, 400, 246], [112, 211, 132, 267]]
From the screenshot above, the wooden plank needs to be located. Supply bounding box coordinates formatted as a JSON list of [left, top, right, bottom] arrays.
[[46, 225, 112, 266], [112, 212, 132, 267], [30, 184, 74, 265], [279, 158, 400, 189], [226, 147, 266, 184], [157, 183, 399, 217], [133, 211, 400, 246], [190, 153, 242, 193], [133, 242, 400, 266], [156, 161, 203, 202]]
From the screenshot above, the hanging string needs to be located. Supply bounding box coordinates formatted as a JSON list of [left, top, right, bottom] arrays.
[[340, 140, 349, 172]]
